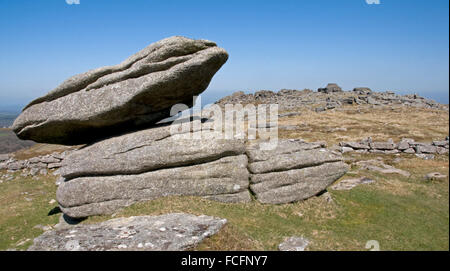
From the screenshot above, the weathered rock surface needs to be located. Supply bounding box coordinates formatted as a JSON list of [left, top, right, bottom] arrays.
[[59, 122, 246, 179], [318, 83, 342, 93], [338, 137, 449, 157], [56, 120, 250, 218], [28, 213, 226, 251], [425, 172, 447, 181], [248, 140, 349, 204], [0, 154, 9, 162], [58, 155, 250, 218], [330, 177, 375, 191], [13, 36, 228, 145], [356, 160, 411, 177]]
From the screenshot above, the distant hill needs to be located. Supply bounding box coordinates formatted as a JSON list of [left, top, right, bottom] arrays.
[[0, 128, 35, 154], [0, 112, 18, 128]]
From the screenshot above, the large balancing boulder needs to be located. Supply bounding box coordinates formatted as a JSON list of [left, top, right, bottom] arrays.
[[12, 36, 228, 144]]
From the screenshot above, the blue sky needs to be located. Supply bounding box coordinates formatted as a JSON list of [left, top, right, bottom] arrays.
[[0, 0, 448, 110]]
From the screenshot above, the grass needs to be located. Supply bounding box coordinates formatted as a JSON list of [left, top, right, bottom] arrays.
[[0, 172, 60, 250], [277, 105, 449, 146]]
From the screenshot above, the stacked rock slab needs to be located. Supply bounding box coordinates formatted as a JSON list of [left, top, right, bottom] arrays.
[[12, 36, 228, 145], [13, 36, 350, 219], [57, 121, 251, 218], [247, 140, 349, 204], [58, 136, 349, 217]]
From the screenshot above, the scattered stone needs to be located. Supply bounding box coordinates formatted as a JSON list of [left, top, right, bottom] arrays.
[[415, 144, 437, 154], [415, 154, 435, 160], [0, 154, 10, 162], [330, 127, 347, 132], [58, 155, 250, 218], [318, 83, 342, 94], [330, 177, 375, 190], [342, 142, 370, 150], [356, 160, 410, 177], [320, 191, 333, 203], [341, 146, 354, 153], [279, 125, 298, 131], [29, 213, 227, 251], [425, 172, 447, 181], [315, 107, 326, 113], [278, 236, 309, 251], [370, 141, 396, 150]]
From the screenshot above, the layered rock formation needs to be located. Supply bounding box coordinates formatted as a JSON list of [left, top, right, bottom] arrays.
[[57, 122, 251, 218], [56, 122, 348, 218], [318, 83, 342, 93], [12, 36, 228, 145], [247, 140, 349, 204]]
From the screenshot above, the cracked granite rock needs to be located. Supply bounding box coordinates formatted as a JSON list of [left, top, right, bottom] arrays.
[[248, 140, 349, 204], [12, 36, 228, 144], [56, 121, 250, 218], [57, 155, 250, 218], [28, 213, 227, 251]]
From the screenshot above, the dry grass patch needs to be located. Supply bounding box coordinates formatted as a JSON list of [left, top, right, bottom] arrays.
[[278, 105, 448, 146]]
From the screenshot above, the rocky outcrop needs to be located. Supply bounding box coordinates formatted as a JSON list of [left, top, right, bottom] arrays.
[[247, 140, 349, 204], [0, 151, 73, 175], [55, 133, 349, 217], [355, 159, 411, 177], [56, 121, 251, 218], [12, 36, 228, 145], [318, 83, 342, 94], [28, 213, 227, 251], [215, 88, 448, 112], [58, 155, 250, 218]]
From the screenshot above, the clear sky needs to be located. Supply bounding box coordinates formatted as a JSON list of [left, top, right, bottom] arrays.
[[0, 0, 449, 111]]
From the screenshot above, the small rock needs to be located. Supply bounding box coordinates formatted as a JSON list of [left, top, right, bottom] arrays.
[[415, 154, 435, 160], [330, 177, 375, 190]]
